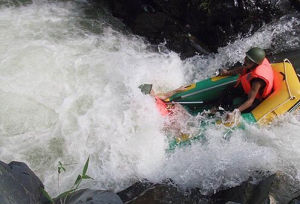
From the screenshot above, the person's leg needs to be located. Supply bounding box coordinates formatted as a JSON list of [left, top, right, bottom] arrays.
[[221, 84, 246, 111]]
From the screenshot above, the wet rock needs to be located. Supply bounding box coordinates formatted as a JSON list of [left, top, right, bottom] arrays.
[[186, 0, 283, 51], [269, 48, 300, 72], [0, 160, 47, 204], [117, 172, 300, 203], [269, 172, 300, 204], [54, 188, 123, 204], [290, 0, 300, 11], [132, 12, 170, 37], [212, 173, 275, 203], [102, 0, 285, 57], [103, 0, 210, 58], [118, 181, 209, 204], [117, 174, 279, 204], [290, 196, 300, 204], [117, 180, 154, 203]]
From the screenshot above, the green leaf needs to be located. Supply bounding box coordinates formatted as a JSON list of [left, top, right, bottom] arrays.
[[81, 174, 93, 180], [58, 167, 66, 174], [41, 188, 54, 204], [82, 157, 90, 176], [58, 161, 66, 174], [56, 189, 75, 200], [74, 175, 82, 186]]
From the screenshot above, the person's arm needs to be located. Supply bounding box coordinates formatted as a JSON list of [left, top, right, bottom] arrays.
[[220, 66, 245, 76], [236, 80, 264, 112], [226, 80, 263, 121], [220, 62, 258, 76], [156, 86, 186, 100]]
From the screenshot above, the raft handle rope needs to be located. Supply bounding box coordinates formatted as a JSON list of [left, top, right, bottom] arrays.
[[283, 58, 296, 100], [257, 59, 296, 123]]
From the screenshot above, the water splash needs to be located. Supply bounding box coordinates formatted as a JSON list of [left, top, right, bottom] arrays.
[[0, 0, 299, 196], [183, 13, 300, 82]]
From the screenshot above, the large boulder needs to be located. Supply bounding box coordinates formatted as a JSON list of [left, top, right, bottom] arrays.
[[118, 181, 209, 204], [0, 160, 47, 204], [269, 48, 300, 70], [186, 0, 282, 50], [118, 173, 299, 204], [290, 195, 300, 204], [117, 180, 154, 203], [106, 0, 211, 57], [117, 171, 300, 203], [269, 172, 300, 204], [211, 173, 275, 203], [290, 0, 300, 11], [103, 0, 286, 57], [54, 189, 123, 204]]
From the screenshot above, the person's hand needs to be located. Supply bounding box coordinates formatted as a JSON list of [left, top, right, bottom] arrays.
[[225, 109, 240, 122], [219, 68, 229, 76], [226, 112, 234, 121], [176, 85, 188, 92]]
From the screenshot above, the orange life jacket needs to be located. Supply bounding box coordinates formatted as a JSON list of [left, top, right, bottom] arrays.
[[239, 58, 274, 99], [155, 96, 172, 116]]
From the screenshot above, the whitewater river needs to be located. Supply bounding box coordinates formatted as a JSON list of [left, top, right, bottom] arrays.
[[0, 0, 300, 196]]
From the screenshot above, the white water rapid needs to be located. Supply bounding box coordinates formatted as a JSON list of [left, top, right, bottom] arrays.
[[0, 0, 299, 196]]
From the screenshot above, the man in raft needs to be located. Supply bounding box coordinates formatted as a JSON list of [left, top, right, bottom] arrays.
[[219, 47, 274, 120]]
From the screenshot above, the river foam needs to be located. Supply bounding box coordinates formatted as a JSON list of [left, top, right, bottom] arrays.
[[0, 0, 299, 196]]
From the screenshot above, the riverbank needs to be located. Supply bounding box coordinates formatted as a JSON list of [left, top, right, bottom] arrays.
[[2, 159, 300, 204], [95, 0, 300, 58]]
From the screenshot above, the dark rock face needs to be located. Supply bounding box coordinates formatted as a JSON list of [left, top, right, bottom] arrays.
[[269, 48, 300, 72], [0, 160, 47, 204], [54, 189, 123, 204], [187, 0, 281, 48], [118, 175, 275, 204], [118, 181, 210, 204], [102, 0, 286, 57], [117, 173, 300, 204], [290, 196, 300, 204], [269, 172, 300, 204], [117, 180, 154, 202], [211, 174, 275, 203], [290, 0, 300, 11]]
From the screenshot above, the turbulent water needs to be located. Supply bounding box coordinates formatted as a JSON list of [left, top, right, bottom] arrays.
[[0, 0, 300, 196]]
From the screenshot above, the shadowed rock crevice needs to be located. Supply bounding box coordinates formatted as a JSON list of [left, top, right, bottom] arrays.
[[91, 0, 296, 58]]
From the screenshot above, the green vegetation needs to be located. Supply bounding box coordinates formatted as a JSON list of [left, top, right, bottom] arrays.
[[199, 0, 211, 14], [42, 157, 93, 204]]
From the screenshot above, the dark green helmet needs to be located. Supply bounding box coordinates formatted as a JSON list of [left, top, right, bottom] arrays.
[[138, 84, 152, 95], [246, 47, 266, 65]]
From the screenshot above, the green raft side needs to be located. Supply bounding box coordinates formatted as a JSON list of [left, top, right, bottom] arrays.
[[241, 112, 257, 123], [168, 75, 239, 103]]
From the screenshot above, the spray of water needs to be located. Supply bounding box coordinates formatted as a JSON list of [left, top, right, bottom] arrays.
[[0, 0, 299, 196]]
